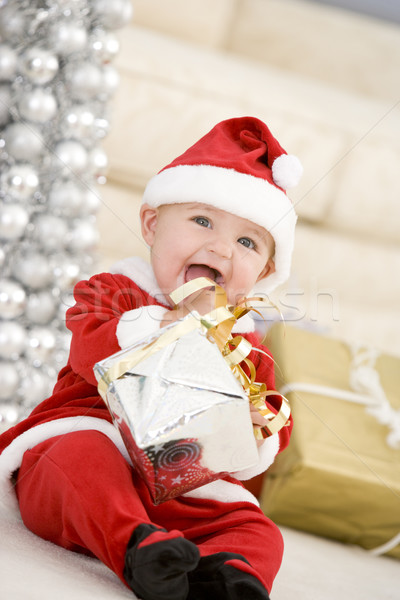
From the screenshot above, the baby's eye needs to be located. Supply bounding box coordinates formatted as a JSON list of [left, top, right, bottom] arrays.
[[238, 237, 256, 249], [193, 216, 211, 228]]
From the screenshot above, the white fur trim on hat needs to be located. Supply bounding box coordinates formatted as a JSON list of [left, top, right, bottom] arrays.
[[143, 164, 297, 294]]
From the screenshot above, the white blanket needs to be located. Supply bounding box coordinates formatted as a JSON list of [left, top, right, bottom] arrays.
[[1, 509, 398, 599]]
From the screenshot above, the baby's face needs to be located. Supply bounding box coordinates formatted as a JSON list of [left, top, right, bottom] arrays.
[[140, 202, 275, 305]]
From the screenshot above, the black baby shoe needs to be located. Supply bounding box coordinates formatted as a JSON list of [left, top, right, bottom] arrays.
[[123, 523, 200, 600], [187, 552, 270, 600]]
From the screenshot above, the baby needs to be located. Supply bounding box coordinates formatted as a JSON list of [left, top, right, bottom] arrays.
[[0, 116, 302, 600]]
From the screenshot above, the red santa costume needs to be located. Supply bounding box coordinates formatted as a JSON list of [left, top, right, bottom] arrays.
[[0, 117, 302, 600]]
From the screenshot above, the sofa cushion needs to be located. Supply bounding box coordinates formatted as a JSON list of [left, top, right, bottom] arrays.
[[272, 222, 400, 355], [327, 137, 400, 243], [227, 0, 400, 104], [132, 0, 234, 48]]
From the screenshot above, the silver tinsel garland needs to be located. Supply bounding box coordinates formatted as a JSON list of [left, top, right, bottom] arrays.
[[0, 0, 133, 431]]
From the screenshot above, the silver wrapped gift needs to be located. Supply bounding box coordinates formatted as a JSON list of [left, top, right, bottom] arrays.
[[94, 319, 258, 504]]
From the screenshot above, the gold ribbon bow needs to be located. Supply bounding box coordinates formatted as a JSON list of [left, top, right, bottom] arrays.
[[170, 278, 291, 439], [98, 277, 290, 440]]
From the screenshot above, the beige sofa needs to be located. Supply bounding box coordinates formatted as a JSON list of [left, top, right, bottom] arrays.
[[100, 0, 400, 359]]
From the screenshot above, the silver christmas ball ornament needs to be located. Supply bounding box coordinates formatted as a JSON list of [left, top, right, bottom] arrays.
[[91, 30, 120, 63], [1, 164, 40, 201], [25, 291, 57, 325], [65, 62, 103, 101], [48, 181, 100, 217], [0, 403, 20, 432], [18, 88, 58, 123], [0, 321, 26, 360], [0, 204, 29, 241], [92, 0, 133, 29], [101, 64, 120, 96], [57, 292, 75, 322], [51, 255, 81, 290], [67, 219, 99, 252], [88, 146, 108, 178], [52, 140, 88, 175], [19, 47, 59, 85], [61, 105, 95, 140], [18, 366, 51, 407], [50, 21, 88, 56], [48, 180, 85, 217], [32, 214, 68, 251], [53, 329, 72, 367], [0, 4, 26, 41], [0, 362, 19, 400], [0, 44, 17, 81], [58, 329, 73, 351], [93, 116, 110, 140], [81, 186, 101, 214], [0, 279, 26, 319], [26, 326, 57, 365], [13, 252, 52, 290], [3, 122, 45, 162], [0, 85, 11, 126]]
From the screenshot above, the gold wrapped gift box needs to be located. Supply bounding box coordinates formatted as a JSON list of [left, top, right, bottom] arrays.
[[260, 323, 400, 559]]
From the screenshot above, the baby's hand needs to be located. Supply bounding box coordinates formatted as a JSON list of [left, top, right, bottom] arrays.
[[160, 287, 217, 327], [249, 401, 269, 447], [183, 287, 217, 316]]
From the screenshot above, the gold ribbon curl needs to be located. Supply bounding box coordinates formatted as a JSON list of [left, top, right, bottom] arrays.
[[99, 277, 291, 440]]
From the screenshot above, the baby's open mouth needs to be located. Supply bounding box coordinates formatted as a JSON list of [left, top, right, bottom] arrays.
[[185, 264, 224, 285]]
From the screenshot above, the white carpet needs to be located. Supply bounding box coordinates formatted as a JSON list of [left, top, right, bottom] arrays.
[[273, 526, 400, 600], [1, 510, 399, 599]]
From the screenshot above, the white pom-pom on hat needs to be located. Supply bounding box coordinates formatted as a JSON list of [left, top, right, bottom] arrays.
[[272, 154, 303, 190]]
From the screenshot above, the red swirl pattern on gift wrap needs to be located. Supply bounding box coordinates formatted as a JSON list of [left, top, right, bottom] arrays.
[[137, 439, 218, 504]]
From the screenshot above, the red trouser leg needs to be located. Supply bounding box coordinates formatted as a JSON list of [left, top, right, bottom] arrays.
[[15, 430, 185, 585], [146, 493, 284, 593], [189, 500, 283, 593]]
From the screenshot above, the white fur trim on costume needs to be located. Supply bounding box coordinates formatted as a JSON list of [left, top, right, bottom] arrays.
[[110, 256, 169, 305], [183, 478, 259, 507], [232, 313, 255, 333], [0, 417, 131, 517], [233, 433, 279, 481], [143, 165, 297, 294], [116, 305, 168, 349]]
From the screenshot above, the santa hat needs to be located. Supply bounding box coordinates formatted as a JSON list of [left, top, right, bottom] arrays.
[[142, 116, 303, 294]]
